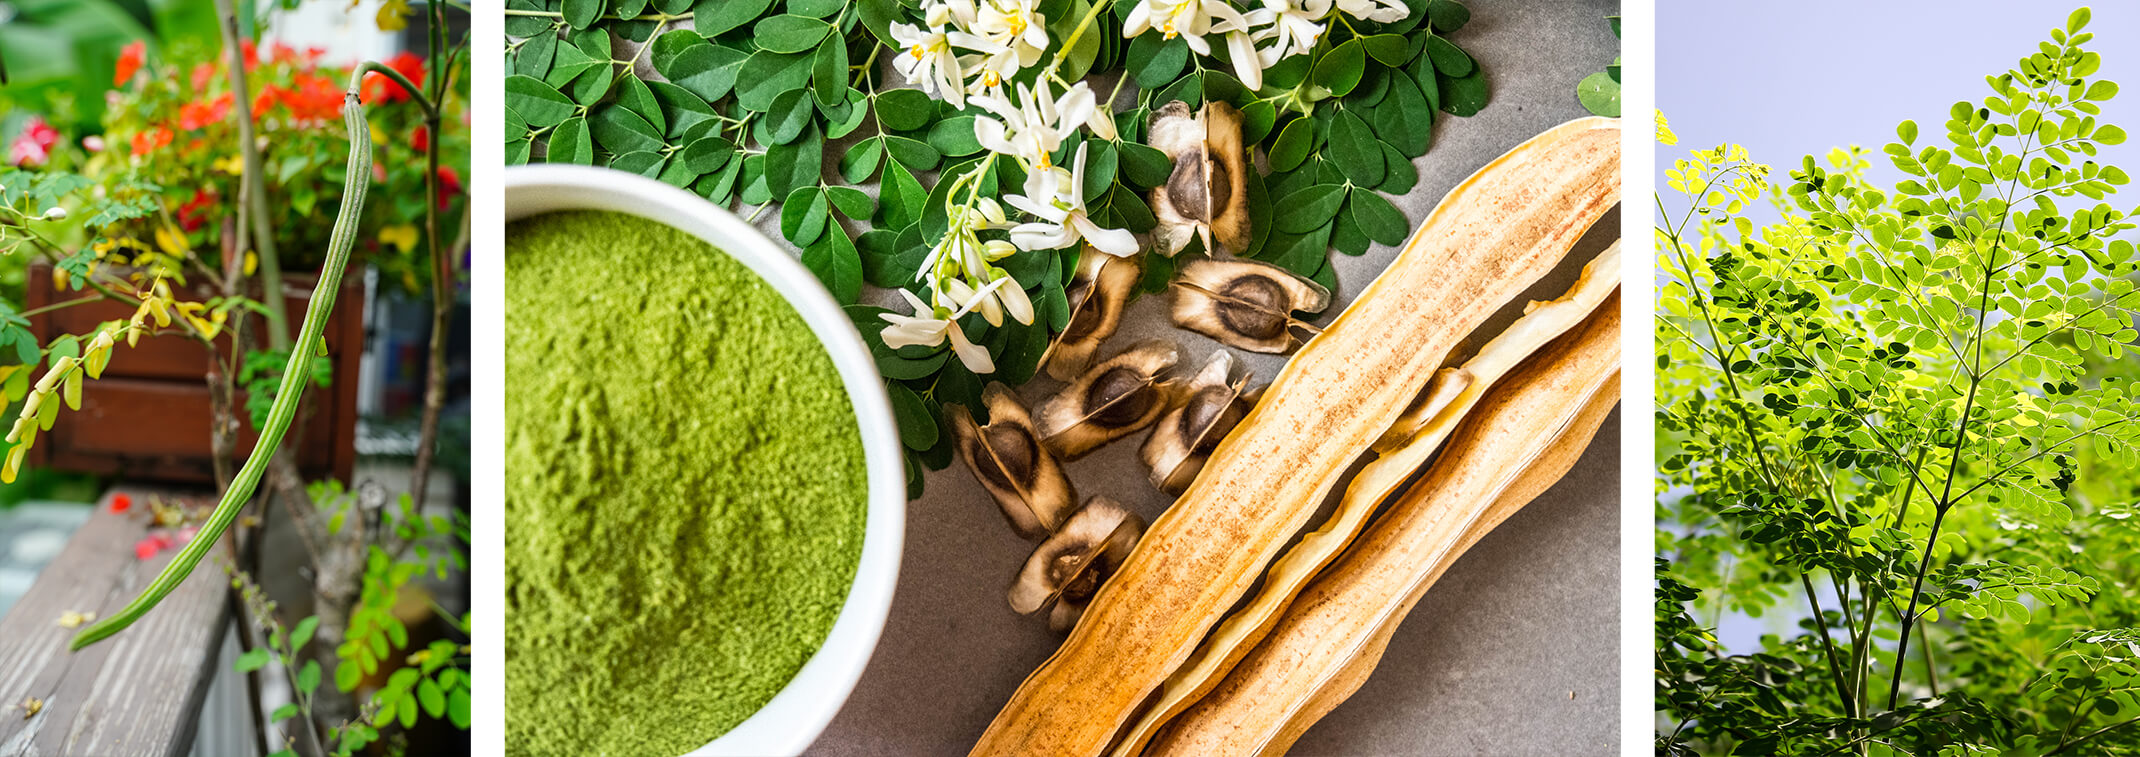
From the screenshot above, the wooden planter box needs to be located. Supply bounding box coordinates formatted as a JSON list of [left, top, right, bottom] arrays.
[[23, 263, 363, 485]]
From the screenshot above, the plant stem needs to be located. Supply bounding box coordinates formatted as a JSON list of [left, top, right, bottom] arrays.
[[2048, 713, 2140, 755], [1886, 74, 2038, 711], [14, 294, 102, 319], [216, 0, 288, 349], [409, 0, 454, 532], [1803, 572, 1858, 718], [69, 70, 378, 652], [1918, 622, 1937, 698], [1885, 502, 1949, 709]]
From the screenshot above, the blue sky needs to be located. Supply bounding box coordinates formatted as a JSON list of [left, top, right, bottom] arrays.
[[1660, 1, 2140, 199]]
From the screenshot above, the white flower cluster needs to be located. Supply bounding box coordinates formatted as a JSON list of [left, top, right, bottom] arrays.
[[882, 0, 1408, 374], [1126, 0, 1407, 89], [881, 74, 1140, 374], [890, 0, 1050, 109]]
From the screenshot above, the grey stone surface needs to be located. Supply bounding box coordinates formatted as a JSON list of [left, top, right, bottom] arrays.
[[805, 0, 1621, 754]]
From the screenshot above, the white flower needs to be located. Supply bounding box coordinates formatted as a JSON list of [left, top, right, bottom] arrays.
[[1086, 102, 1120, 141], [892, 22, 967, 108], [1124, 0, 1253, 57], [1251, 0, 1330, 67], [993, 269, 1035, 324], [971, 0, 1048, 69], [1222, 29, 1265, 89], [1003, 143, 1141, 256], [1333, 0, 1406, 23], [972, 80, 1096, 170], [881, 287, 997, 373]]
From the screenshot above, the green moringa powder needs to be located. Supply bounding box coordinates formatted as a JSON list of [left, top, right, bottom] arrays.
[[504, 210, 866, 756]]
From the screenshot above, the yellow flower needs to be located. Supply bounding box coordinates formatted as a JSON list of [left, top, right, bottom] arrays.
[[176, 302, 227, 340], [376, 0, 412, 31], [154, 224, 190, 257], [380, 224, 419, 253], [213, 155, 244, 175]]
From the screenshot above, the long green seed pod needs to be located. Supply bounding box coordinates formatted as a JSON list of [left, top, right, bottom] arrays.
[[70, 75, 384, 651]]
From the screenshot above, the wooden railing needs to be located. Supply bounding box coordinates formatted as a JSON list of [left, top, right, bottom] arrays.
[[0, 489, 233, 757]]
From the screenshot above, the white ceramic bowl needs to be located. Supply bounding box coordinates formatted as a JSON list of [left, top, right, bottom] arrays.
[[505, 165, 904, 756]]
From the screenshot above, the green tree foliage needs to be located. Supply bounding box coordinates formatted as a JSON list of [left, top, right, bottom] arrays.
[[1656, 9, 2140, 755]]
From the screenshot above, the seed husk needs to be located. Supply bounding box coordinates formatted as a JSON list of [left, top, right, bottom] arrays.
[[1139, 351, 1259, 496], [1008, 497, 1147, 632], [1044, 249, 1144, 381], [1254, 372, 1622, 756], [1147, 299, 1622, 756], [969, 116, 1620, 757], [1170, 258, 1331, 353], [950, 383, 1079, 541], [1112, 244, 1622, 757], [1149, 101, 1252, 256], [1035, 340, 1183, 460]]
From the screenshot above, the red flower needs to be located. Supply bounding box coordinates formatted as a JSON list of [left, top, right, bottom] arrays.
[[133, 532, 172, 561], [242, 39, 259, 70], [362, 51, 426, 105], [288, 71, 345, 121], [128, 127, 173, 155], [177, 189, 215, 232], [9, 116, 60, 167], [253, 87, 281, 118], [179, 92, 235, 131], [436, 165, 461, 207], [410, 124, 430, 152], [110, 493, 132, 513], [114, 40, 145, 87]]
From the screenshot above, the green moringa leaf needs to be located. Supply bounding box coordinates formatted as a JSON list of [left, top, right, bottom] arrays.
[[754, 14, 832, 53], [1313, 40, 1367, 97], [1349, 188, 1409, 246], [504, 76, 575, 128], [547, 116, 593, 165]]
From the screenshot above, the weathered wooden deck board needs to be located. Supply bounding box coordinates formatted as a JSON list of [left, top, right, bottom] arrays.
[[0, 488, 233, 757]]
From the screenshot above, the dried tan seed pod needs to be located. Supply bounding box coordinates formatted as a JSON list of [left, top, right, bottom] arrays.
[[1036, 339, 1182, 460], [1149, 101, 1252, 257], [1170, 258, 1332, 353], [949, 384, 1079, 541], [1140, 351, 1260, 496], [1007, 497, 1146, 632], [1042, 248, 1143, 381]]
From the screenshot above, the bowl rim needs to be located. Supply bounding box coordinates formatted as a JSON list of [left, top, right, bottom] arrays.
[[503, 165, 905, 757]]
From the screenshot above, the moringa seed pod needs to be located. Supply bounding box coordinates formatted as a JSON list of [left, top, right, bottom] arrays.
[[1007, 497, 1146, 632], [1043, 248, 1143, 382], [1036, 339, 1182, 460], [1169, 258, 1332, 353], [950, 383, 1079, 541], [1140, 351, 1262, 496], [1149, 100, 1251, 257]]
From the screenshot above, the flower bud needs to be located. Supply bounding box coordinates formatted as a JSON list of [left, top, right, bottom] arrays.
[[40, 207, 66, 221], [976, 197, 1009, 226], [983, 239, 1018, 261]]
